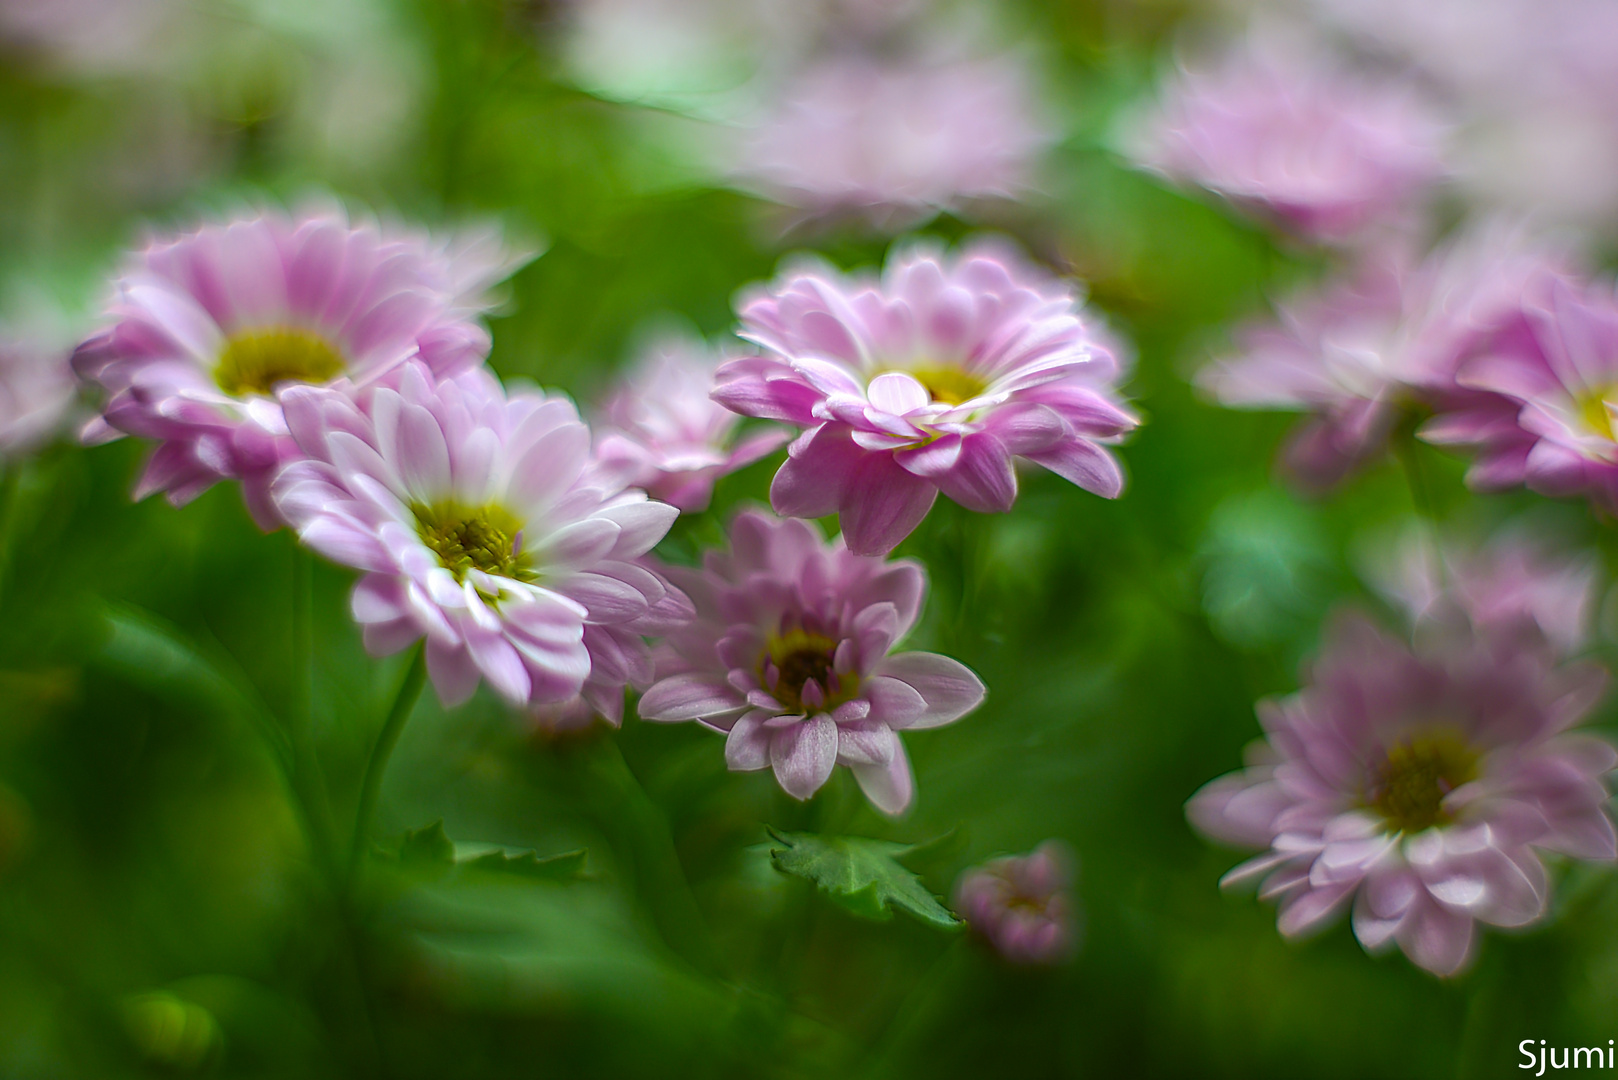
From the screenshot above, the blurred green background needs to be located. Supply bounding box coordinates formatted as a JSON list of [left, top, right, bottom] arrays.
[[2, 1, 1617, 1077]]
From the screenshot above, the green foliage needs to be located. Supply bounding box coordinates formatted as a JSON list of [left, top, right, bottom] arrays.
[[399, 819, 456, 871], [765, 828, 961, 929]]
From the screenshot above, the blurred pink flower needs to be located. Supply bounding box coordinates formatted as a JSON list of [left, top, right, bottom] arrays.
[[272, 361, 690, 710], [637, 509, 984, 814], [730, 51, 1054, 228], [1131, 31, 1448, 243], [1188, 612, 1615, 976], [1303, 0, 1618, 232], [1202, 227, 1574, 491], [0, 0, 184, 76], [1364, 526, 1601, 656], [0, 337, 75, 459], [73, 208, 503, 528], [1426, 278, 1618, 512], [592, 337, 788, 513], [715, 241, 1136, 555], [954, 841, 1078, 964]]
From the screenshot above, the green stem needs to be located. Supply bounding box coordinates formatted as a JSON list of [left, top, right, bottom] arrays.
[[860, 938, 969, 1078], [348, 646, 427, 886], [1394, 427, 1440, 524], [285, 546, 340, 882], [589, 737, 720, 974], [0, 464, 22, 612]]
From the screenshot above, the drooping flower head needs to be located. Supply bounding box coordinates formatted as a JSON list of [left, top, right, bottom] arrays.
[[730, 49, 1054, 229], [1188, 612, 1615, 976], [638, 509, 985, 814], [0, 336, 76, 459], [592, 336, 788, 513], [72, 207, 506, 527], [954, 841, 1078, 964], [1362, 524, 1601, 657], [1428, 278, 1618, 513], [272, 361, 688, 710], [715, 241, 1137, 555], [1130, 27, 1448, 243], [1202, 226, 1575, 491]]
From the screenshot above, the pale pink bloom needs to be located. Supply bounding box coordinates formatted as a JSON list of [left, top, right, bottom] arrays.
[[637, 509, 984, 814], [715, 241, 1136, 555], [1131, 31, 1447, 243], [954, 841, 1078, 964], [272, 361, 690, 710], [0, 337, 75, 458], [1202, 227, 1574, 491], [72, 208, 503, 527], [0, 0, 184, 76], [592, 337, 788, 513], [1302, 0, 1618, 232], [1425, 278, 1618, 512], [1188, 612, 1615, 976], [730, 50, 1054, 228], [1364, 526, 1600, 657]]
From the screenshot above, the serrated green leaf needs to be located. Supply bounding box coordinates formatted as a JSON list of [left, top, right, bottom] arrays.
[[765, 828, 961, 929], [400, 821, 455, 870], [455, 843, 586, 882]]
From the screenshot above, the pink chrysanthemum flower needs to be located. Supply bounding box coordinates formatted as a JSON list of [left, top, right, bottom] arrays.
[[1202, 228, 1574, 491], [1363, 525, 1601, 657], [714, 242, 1136, 556], [1188, 612, 1615, 976], [1130, 30, 1448, 243], [1427, 278, 1618, 512], [72, 207, 503, 527], [954, 841, 1078, 964], [637, 509, 985, 814], [730, 50, 1054, 228], [0, 337, 76, 459], [272, 361, 689, 709], [592, 336, 788, 513]]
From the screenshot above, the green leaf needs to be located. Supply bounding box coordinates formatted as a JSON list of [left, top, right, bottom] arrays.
[[765, 828, 961, 929], [400, 821, 455, 871], [456, 843, 587, 882], [94, 604, 292, 768]]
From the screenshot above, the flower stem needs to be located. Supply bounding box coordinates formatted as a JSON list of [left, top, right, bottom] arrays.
[[1394, 425, 1440, 524], [270, 545, 342, 886], [348, 645, 427, 886], [588, 736, 720, 974], [0, 463, 22, 612]]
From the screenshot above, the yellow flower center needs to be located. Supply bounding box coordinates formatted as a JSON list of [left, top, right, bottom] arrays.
[[413, 501, 533, 584], [1364, 733, 1478, 834], [215, 327, 346, 396], [761, 628, 861, 714], [903, 364, 988, 407], [1578, 387, 1618, 441]]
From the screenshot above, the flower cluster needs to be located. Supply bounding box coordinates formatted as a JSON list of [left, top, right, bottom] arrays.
[[1175, 10, 1618, 982], [716, 241, 1136, 555], [1188, 610, 1614, 976], [71, 206, 1066, 817]]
